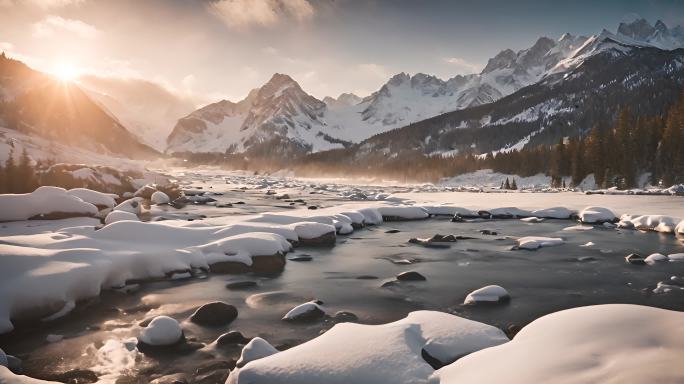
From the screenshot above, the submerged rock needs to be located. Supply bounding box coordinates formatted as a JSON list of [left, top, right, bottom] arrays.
[[216, 331, 251, 347], [625, 253, 647, 265], [396, 271, 427, 281], [226, 281, 258, 290], [190, 302, 238, 326]]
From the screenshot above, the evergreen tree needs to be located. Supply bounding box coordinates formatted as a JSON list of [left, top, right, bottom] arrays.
[[5, 148, 17, 193], [511, 178, 517, 190], [504, 177, 511, 190], [500, 180, 504, 190], [17, 148, 38, 193]]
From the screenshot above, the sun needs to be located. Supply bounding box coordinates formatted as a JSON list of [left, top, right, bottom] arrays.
[[53, 62, 81, 82]]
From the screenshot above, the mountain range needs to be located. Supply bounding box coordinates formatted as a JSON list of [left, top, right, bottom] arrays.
[[1, 18, 683, 165]]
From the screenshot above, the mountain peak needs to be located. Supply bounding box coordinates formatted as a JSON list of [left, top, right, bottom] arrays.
[[617, 18, 656, 40], [258, 73, 301, 99], [654, 19, 668, 32]]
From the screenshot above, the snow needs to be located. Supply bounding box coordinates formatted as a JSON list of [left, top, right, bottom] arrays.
[[422, 206, 478, 217], [520, 217, 544, 223], [0, 186, 98, 222], [430, 304, 684, 384], [104, 210, 140, 225], [282, 301, 326, 320], [150, 191, 170, 205], [578, 206, 617, 223], [228, 310, 508, 384], [619, 214, 681, 233], [113, 197, 143, 215], [377, 206, 429, 220], [463, 285, 510, 304], [236, 337, 279, 367], [645, 253, 669, 264], [138, 316, 183, 346], [0, 366, 58, 383], [516, 236, 564, 250], [66, 188, 117, 209], [439, 170, 550, 188]]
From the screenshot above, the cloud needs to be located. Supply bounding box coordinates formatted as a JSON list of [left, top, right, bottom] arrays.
[[33, 15, 99, 39], [209, 0, 314, 29], [443, 57, 480, 73]]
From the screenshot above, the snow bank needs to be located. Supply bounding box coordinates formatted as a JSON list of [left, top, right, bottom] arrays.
[[138, 316, 183, 346], [430, 304, 684, 384], [516, 236, 564, 250], [228, 310, 508, 384], [377, 206, 429, 220], [0, 187, 98, 222], [619, 214, 681, 233], [578, 206, 617, 224], [464, 285, 510, 304], [236, 337, 279, 367]]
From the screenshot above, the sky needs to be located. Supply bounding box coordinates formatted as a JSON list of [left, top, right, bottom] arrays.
[[1, 0, 683, 106]]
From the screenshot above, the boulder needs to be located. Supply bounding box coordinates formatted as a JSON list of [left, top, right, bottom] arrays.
[[396, 271, 427, 281], [190, 302, 238, 326]]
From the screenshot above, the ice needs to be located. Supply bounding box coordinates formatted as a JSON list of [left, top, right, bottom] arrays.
[[516, 236, 564, 250], [236, 337, 279, 367], [228, 311, 508, 384], [0, 186, 98, 222], [138, 316, 183, 346], [430, 305, 684, 384]]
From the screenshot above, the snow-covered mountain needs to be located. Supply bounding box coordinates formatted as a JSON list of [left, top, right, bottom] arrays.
[[167, 19, 684, 156], [0, 53, 158, 159]]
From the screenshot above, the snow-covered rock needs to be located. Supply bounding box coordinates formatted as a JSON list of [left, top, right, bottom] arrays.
[[377, 206, 429, 220], [578, 206, 617, 224], [520, 217, 544, 223], [150, 191, 170, 205], [227, 311, 508, 384], [644, 253, 669, 264], [464, 285, 510, 304], [516, 236, 564, 250], [282, 301, 326, 321], [66, 188, 117, 209], [138, 316, 183, 346], [619, 214, 681, 233], [0, 187, 98, 222], [236, 337, 279, 368], [113, 197, 144, 215], [530, 207, 574, 219], [429, 304, 684, 384], [104, 210, 139, 225]]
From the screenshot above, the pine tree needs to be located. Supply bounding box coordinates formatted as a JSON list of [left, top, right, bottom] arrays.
[[562, 179, 566, 189], [500, 180, 504, 190], [511, 178, 518, 190], [504, 177, 511, 190], [17, 148, 38, 193], [5, 148, 17, 193]]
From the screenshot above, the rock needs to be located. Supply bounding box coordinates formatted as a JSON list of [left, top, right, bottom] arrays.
[[195, 360, 235, 376], [282, 301, 326, 322], [308, 205, 319, 210], [645, 253, 669, 264], [288, 254, 313, 262], [210, 253, 286, 275], [151, 191, 170, 205], [226, 281, 258, 290], [299, 231, 336, 246], [41, 369, 99, 383], [190, 302, 238, 326], [396, 271, 427, 281], [408, 237, 451, 248], [6, 355, 22, 374], [275, 194, 290, 200], [134, 184, 158, 199], [151, 373, 188, 384], [451, 215, 465, 222], [236, 337, 279, 368], [216, 331, 251, 347], [478, 210, 493, 219], [138, 316, 183, 346], [381, 280, 399, 288], [625, 253, 647, 265], [464, 285, 510, 304], [479, 229, 498, 236], [385, 229, 401, 233], [216, 203, 233, 208], [333, 311, 358, 323], [0, 348, 6, 367], [356, 275, 379, 280]]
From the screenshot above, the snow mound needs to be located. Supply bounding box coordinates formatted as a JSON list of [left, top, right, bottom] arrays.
[[104, 210, 139, 225], [464, 285, 510, 304], [0, 186, 98, 222], [430, 304, 684, 384], [530, 207, 574, 219], [138, 316, 183, 346], [516, 236, 564, 250], [228, 310, 508, 384], [619, 214, 681, 233], [236, 337, 279, 367], [66, 188, 117, 209], [578, 206, 617, 224]]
